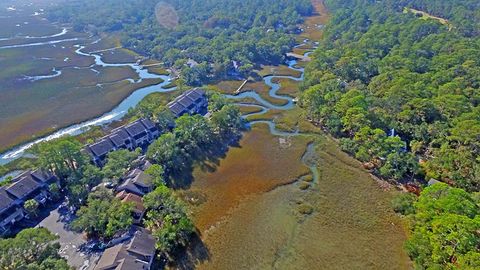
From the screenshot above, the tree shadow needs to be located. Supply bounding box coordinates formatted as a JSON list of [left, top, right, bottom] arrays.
[[168, 135, 243, 189], [168, 232, 210, 270]]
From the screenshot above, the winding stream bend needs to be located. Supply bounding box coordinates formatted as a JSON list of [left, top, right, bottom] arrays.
[[0, 38, 312, 165], [0, 41, 176, 165]]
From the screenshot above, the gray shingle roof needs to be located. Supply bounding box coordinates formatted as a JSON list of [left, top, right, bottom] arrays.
[[94, 227, 154, 270], [126, 227, 156, 257], [109, 128, 131, 148], [30, 169, 55, 184], [5, 176, 42, 200], [124, 120, 148, 138], [89, 139, 115, 157], [94, 244, 124, 270], [0, 188, 17, 214], [168, 102, 186, 116], [188, 88, 205, 102], [140, 118, 156, 131], [167, 88, 206, 117], [117, 179, 145, 197], [132, 171, 152, 189]]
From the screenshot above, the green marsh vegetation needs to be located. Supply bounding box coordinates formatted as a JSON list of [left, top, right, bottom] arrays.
[[301, 0, 480, 268], [0, 14, 162, 153], [48, 0, 314, 84]]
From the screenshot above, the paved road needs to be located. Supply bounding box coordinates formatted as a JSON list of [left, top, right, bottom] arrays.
[[38, 208, 100, 270]]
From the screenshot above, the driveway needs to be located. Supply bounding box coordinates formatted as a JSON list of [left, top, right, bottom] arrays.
[[37, 207, 100, 270]]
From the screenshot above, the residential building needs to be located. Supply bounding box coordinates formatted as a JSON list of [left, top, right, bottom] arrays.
[[168, 88, 208, 117], [0, 189, 24, 234], [86, 139, 115, 166], [94, 227, 156, 270], [123, 119, 158, 148], [116, 169, 153, 197], [85, 118, 160, 166], [116, 191, 146, 224], [0, 170, 56, 233]]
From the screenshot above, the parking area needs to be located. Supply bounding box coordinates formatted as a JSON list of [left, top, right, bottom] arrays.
[[38, 207, 100, 270]]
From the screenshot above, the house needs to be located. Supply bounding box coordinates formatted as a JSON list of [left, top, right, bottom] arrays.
[[6, 170, 56, 205], [85, 118, 160, 166], [116, 191, 146, 224], [109, 128, 133, 151], [116, 169, 153, 197], [123, 119, 158, 147], [167, 88, 208, 117], [86, 139, 115, 166], [186, 59, 199, 68], [0, 188, 24, 234], [94, 227, 156, 270], [0, 170, 56, 233]]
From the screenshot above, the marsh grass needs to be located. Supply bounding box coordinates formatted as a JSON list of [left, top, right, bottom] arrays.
[[0, 34, 164, 152], [256, 65, 302, 78], [272, 77, 300, 97], [239, 105, 264, 115], [186, 125, 310, 231]]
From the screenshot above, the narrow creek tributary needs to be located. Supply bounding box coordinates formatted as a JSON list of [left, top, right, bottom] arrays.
[[0, 33, 318, 182]]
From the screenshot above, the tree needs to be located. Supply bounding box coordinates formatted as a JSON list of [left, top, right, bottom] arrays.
[[67, 184, 88, 208], [81, 164, 103, 188], [391, 192, 417, 215], [0, 165, 6, 176], [208, 91, 230, 112], [24, 199, 40, 218], [210, 104, 244, 139], [174, 115, 213, 155], [155, 107, 175, 133], [49, 183, 62, 201], [379, 152, 419, 180], [72, 196, 133, 239], [0, 228, 71, 269], [149, 213, 194, 255], [33, 136, 86, 180], [145, 164, 165, 187], [143, 185, 194, 257], [405, 183, 480, 269], [103, 149, 140, 181], [147, 133, 185, 171]]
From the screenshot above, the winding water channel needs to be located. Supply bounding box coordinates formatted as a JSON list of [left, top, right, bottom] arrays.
[[0, 35, 313, 165]]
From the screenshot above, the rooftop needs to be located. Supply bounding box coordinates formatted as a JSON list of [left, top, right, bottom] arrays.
[[94, 227, 155, 270], [126, 227, 156, 257], [88, 139, 115, 157], [0, 188, 16, 214], [167, 88, 207, 116]]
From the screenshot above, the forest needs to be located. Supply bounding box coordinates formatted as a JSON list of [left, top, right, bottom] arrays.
[[302, 0, 480, 191], [48, 0, 313, 84], [301, 0, 480, 268]]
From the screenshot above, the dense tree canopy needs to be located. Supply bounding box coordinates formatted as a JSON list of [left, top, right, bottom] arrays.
[[301, 0, 480, 191], [49, 0, 313, 83], [72, 191, 133, 239], [143, 185, 194, 258], [102, 148, 140, 181], [398, 184, 480, 269], [0, 228, 71, 270], [32, 136, 86, 180]]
